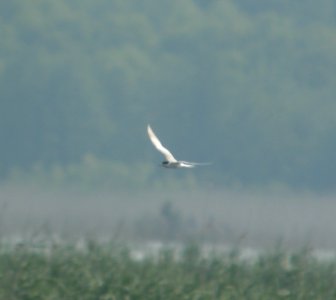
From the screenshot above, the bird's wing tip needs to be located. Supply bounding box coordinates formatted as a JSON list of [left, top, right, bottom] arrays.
[[147, 124, 153, 134]]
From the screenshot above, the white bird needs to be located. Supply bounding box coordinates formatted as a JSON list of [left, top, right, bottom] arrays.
[[147, 124, 210, 168]]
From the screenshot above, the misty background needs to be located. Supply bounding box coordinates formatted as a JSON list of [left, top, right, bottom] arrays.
[[1, 0, 336, 250]]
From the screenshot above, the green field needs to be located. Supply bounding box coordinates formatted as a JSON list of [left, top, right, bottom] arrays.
[[0, 241, 335, 300]]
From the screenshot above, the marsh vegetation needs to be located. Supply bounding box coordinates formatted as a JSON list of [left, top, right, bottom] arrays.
[[0, 240, 335, 300]]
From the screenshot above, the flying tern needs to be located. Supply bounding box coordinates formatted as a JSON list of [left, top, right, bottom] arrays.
[[147, 124, 210, 168]]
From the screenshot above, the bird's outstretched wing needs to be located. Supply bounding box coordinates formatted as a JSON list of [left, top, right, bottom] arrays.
[[147, 125, 177, 162]]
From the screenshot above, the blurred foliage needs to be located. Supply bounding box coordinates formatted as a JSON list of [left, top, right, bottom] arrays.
[[1, 0, 336, 190], [6, 154, 200, 191], [0, 241, 335, 299]]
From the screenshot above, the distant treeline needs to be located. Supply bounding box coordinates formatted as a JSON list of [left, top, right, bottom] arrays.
[[1, 0, 336, 190]]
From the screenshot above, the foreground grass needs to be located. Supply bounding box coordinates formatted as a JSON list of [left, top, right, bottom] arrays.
[[0, 242, 335, 300]]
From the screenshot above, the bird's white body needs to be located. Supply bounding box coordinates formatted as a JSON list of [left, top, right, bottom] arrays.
[[147, 125, 210, 168], [162, 161, 195, 169]]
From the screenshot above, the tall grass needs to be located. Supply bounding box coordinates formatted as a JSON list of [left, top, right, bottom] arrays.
[[0, 241, 335, 299]]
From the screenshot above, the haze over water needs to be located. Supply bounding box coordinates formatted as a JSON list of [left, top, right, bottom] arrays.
[[2, 184, 336, 252]]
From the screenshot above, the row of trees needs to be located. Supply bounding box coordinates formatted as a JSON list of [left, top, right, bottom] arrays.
[[1, 0, 336, 190]]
